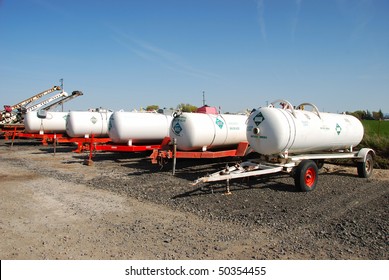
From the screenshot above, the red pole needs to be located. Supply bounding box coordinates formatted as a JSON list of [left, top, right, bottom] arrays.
[[11, 126, 17, 147], [88, 134, 95, 164]]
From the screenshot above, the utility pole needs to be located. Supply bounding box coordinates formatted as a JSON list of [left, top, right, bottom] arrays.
[[202, 91, 206, 106]]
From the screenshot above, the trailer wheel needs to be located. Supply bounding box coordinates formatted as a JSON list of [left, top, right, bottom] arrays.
[[357, 153, 374, 178], [295, 160, 318, 192]]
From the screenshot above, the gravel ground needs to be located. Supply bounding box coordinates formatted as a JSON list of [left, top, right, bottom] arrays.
[[0, 139, 388, 260]]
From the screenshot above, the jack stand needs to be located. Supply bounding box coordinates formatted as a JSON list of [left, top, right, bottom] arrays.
[[52, 134, 57, 156], [84, 136, 95, 166], [83, 159, 94, 166], [10, 126, 17, 148], [172, 138, 177, 175], [223, 179, 232, 195], [158, 156, 167, 170]]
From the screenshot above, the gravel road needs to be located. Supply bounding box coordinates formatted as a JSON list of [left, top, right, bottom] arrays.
[[0, 139, 388, 260]]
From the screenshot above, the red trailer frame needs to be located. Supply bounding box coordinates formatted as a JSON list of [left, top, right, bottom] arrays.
[[1, 125, 25, 140], [79, 135, 171, 165], [7, 129, 63, 146], [5, 128, 111, 151], [150, 137, 250, 174]]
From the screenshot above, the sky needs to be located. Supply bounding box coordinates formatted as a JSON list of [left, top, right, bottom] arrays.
[[0, 0, 388, 114]]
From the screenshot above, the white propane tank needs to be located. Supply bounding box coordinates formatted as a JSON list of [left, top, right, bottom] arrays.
[[24, 111, 69, 133], [170, 112, 248, 151], [108, 111, 173, 145], [66, 110, 113, 138], [247, 100, 364, 155]]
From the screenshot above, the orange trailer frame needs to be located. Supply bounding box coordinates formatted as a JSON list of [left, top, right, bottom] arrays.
[[150, 137, 250, 174]]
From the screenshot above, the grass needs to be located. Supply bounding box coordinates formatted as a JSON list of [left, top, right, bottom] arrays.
[[361, 120, 389, 137], [359, 120, 389, 169]]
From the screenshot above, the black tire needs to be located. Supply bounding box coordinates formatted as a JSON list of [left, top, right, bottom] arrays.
[[294, 160, 318, 192], [357, 153, 374, 178]]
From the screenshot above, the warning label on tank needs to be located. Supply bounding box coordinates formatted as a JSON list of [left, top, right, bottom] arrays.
[[253, 112, 265, 126], [335, 123, 342, 135], [172, 122, 182, 135], [216, 118, 224, 129], [90, 116, 97, 124]]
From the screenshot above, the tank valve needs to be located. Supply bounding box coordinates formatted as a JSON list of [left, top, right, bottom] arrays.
[[253, 127, 260, 135]]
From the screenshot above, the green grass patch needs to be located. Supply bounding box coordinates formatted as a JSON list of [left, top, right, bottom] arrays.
[[362, 120, 389, 137], [359, 120, 389, 169]]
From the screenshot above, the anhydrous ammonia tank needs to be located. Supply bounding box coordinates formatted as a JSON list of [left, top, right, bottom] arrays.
[[24, 111, 68, 133], [247, 100, 364, 155], [170, 112, 248, 151], [66, 110, 113, 137], [108, 111, 173, 144]]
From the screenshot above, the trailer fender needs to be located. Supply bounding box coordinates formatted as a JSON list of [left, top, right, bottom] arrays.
[[356, 148, 375, 162]]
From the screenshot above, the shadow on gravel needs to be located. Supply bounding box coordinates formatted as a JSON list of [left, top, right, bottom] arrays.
[[320, 169, 358, 179], [171, 175, 297, 199], [119, 157, 242, 178], [4, 140, 42, 147], [3, 141, 77, 154], [37, 146, 76, 154], [76, 151, 152, 161], [61, 151, 153, 166], [172, 158, 244, 179]]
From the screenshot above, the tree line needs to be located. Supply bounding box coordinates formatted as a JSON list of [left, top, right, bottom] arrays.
[[347, 109, 385, 121], [145, 103, 198, 112], [145, 104, 387, 120]]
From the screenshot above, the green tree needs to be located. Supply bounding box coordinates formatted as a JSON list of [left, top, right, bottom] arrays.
[[145, 105, 159, 111], [177, 103, 198, 112], [372, 110, 384, 120], [348, 110, 366, 120], [378, 109, 384, 120], [365, 110, 374, 120]]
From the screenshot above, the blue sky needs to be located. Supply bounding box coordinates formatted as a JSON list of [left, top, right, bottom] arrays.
[[0, 0, 388, 113]]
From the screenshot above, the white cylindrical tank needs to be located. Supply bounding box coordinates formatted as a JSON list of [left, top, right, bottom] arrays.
[[247, 100, 364, 155], [24, 111, 68, 133], [108, 111, 173, 144], [66, 110, 113, 138], [170, 112, 248, 151]]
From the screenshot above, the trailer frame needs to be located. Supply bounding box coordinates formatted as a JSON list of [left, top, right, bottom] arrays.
[[150, 137, 250, 174], [81, 135, 169, 166], [192, 148, 375, 194]]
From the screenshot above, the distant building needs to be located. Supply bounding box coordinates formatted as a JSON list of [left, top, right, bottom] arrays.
[[196, 105, 218, 114]]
